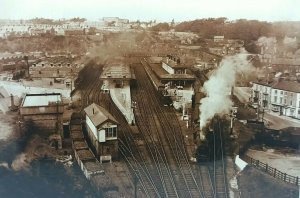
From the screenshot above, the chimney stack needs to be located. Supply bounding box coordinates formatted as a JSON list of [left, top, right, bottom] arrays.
[[23, 56, 29, 78], [10, 94, 14, 107]]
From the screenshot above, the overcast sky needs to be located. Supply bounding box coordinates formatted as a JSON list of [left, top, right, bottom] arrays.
[[1, 0, 300, 22]]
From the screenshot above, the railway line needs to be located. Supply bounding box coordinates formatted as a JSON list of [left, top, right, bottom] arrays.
[[78, 65, 161, 198], [134, 62, 203, 198], [197, 119, 229, 198], [77, 59, 229, 198], [93, 85, 161, 198], [211, 120, 228, 198]]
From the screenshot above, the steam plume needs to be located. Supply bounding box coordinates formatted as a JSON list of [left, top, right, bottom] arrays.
[[199, 50, 253, 132]]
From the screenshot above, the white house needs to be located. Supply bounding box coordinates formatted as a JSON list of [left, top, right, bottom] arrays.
[[251, 81, 273, 110], [252, 80, 300, 119], [270, 81, 300, 118], [84, 103, 119, 162]]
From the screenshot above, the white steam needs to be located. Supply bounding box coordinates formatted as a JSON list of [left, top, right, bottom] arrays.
[[11, 153, 30, 171], [0, 161, 10, 169], [283, 36, 297, 45], [257, 36, 277, 46], [199, 50, 253, 131]]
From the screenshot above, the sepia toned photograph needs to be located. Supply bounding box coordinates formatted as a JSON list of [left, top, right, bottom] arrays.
[[0, 0, 300, 197]]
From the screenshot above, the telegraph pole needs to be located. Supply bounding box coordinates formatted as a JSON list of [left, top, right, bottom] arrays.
[[230, 107, 237, 136], [133, 170, 138, 198]]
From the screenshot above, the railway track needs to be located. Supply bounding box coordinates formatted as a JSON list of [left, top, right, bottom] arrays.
[[211, 120, 228, 198], [95, 89, 161, 198], [134, 88, 179, 197], [79, 65, 160, 198], [197, 119, 229, 198], [135, 61, 203, 198], [78, 60, 229, 198], [197, 164, 214, 198]]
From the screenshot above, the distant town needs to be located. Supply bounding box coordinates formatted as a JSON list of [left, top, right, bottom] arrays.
[[0, 17, 300, 198]]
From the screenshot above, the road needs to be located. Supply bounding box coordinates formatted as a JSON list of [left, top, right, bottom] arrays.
[[234, 86, 300, 130]]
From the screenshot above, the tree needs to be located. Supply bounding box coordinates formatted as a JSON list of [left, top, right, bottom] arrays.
[[150, 23, 171, 32], [171, 19, 175, 27]]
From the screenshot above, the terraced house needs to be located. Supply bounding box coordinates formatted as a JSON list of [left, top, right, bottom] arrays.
[[251, 80, 300, 119]]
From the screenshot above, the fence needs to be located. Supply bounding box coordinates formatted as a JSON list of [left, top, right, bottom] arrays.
[[243, 155, 299, 186]]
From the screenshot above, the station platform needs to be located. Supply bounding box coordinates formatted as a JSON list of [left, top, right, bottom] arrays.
[[109, 82, 135, 124]]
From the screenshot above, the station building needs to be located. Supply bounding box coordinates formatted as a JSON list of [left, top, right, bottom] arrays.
[[19, 93, 64, 147], [100, 62, 135, 124], [84, 103, 119, 162], [143, 55, 196, 109]]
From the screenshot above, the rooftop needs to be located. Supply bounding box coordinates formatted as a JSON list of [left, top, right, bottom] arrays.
[[22, 93, 62, 107], [272, 58, 300, 66], [162, 57, 191, 69], [252, 80, 275, 87], [150, 62, 196, 80], [272, 81, 300, 93], [100, 64, 132, 80], [253, 80, 300, 93], [84, 103, 118, 127]]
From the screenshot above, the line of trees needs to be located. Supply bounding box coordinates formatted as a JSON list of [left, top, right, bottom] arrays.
[[174, 18, 273, 40], [171, 18, 300, 53]]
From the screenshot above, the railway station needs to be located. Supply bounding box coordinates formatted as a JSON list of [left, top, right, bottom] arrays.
[[142, 54, 196, 116], [100, 62, 135, 124]]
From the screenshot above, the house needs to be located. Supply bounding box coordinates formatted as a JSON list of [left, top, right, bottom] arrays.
[[19, 93, 64, 138], [213, 35, 224, 42], [251, 80, 274, 110], [271, 58, 300, 75], [270, 81, 300, 118], [29, 56, 83, 88], [84, 103, 119, 162], [251, 80, 300, 119]]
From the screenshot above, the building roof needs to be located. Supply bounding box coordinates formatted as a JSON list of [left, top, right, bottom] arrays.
[[252, 80, 275, 87], [271, 58, 300, 66], [162, 58, 190, 69], [150, 63, 196, 80], [22, 93, 62, 107], [272, 81, 300, 93], [100, 64, 132, 80], [84, 103, 118, 127]]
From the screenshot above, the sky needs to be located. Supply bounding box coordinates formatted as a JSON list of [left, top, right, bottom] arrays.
[[1, 0, 300, 22]]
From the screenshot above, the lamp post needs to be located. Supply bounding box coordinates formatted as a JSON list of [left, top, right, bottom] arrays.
[[133, 169, 139, 198], [230, 107, 238, 136]]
